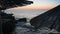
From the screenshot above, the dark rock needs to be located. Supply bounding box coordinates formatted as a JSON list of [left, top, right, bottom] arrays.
[[17, 18, 27, 22], [30, 5, 60, 32], [49, 33, 60, 34], [0, 8, 17, 34], [0, 11, 17, 34], [0, 0, 33, 34]]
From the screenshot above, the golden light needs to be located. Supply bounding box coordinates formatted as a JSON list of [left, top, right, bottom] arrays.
[[10, 4, 56, 10]]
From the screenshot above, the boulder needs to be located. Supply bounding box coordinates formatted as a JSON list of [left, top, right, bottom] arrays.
[[17, 18, 27, 22], [0, 10, 17, 34], [49, 33, 60, 34], [30, 5, 60, 32], [0, 0, 33, 34]]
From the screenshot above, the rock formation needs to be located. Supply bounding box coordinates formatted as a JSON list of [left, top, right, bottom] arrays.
[[1, 11, 17, 34], [0, 0, 33, 34], [30, 5, 60, 32], [17, 18, 27, 22]]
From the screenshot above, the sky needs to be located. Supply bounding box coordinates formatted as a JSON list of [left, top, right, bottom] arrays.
[[6, 0, 60, 18], [11, 0, 60, 10]]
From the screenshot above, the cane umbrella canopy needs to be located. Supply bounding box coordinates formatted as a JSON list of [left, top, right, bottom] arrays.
[[30, 5, 60, 32], [0, 0, 33, 10]]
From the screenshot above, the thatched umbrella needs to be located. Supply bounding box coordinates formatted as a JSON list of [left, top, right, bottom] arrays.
[[0, 0, 33, 10]]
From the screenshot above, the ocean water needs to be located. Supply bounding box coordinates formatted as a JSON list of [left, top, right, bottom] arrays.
[[5, 9, 47, 19], [5, 9, 59, 34], [5, 9, 55, 34], [15, 22, 58, 34]]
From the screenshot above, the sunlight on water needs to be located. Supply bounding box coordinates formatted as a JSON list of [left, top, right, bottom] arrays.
[[5, 9, 47, 19]]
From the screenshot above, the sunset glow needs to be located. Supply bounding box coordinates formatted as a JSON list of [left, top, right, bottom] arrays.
[[12, 4, 56, 10], [9, 0, 60, 10], [6, 0, 60, 18]]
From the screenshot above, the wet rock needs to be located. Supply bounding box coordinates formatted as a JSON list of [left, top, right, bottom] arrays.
[[49, 33, 60, 34], [1, 12, 17, 34], [17, 18, 27, 22], [0, 0, 33, 34], [30, 5, 60, 32]]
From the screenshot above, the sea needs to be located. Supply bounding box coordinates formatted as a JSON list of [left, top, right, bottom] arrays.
[[5, 9, 58, 34], [5, 9, 47, 19]]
